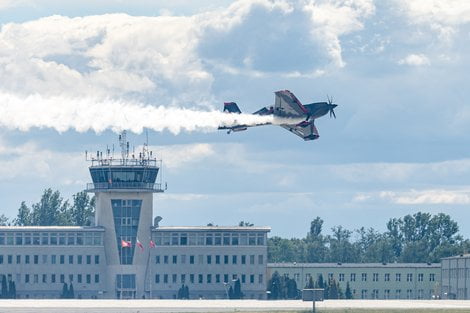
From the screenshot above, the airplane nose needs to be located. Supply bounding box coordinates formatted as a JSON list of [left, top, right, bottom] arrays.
[[331, 104, 338, 108]]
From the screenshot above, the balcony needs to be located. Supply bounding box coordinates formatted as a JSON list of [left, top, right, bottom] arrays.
[[85, 182, 164, 193]]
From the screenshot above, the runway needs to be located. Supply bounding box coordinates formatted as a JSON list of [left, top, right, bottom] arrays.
[[1, 299, 470, 313]]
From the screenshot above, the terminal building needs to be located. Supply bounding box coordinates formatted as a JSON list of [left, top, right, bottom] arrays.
[[0, 135, 270, 299]]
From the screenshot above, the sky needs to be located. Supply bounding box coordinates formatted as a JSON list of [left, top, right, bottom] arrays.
[[1, 0, 470, 239]]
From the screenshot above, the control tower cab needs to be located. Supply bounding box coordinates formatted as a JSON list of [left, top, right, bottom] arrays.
[[86, 131, 164, 299]]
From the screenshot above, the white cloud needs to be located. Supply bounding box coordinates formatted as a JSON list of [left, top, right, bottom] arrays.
[[355, 189, 470, 205], [395, 0, 470, 40], [150, 143, 215, 169], [398, 53, 430, 66], [303, 0, 375, 67]]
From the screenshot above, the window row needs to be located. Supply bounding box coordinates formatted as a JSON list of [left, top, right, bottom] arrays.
[[299, 272, 436, 283], [3, 273, 100, 284], [153, 232, 265, 246], [0, 232, 103, 246], [155, 254, 264, 266], [155, 273, 264, 285], [0, 254, 100, 265], [357, 288, 430, 300]]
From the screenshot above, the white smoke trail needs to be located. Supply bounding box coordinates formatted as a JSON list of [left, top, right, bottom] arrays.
[[0, 93, 278, 134]]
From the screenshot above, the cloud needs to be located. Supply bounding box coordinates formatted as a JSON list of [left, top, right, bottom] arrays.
[[150, 143, 215, 169], [355, 189, 470, 205], [398, 53, 430, 66], [395, 0, 470, 40]]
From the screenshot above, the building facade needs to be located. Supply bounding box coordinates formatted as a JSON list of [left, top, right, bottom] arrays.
[[0, 139, 270, 299], [441, 254, 470, 299], [268, 263, 441, 300]]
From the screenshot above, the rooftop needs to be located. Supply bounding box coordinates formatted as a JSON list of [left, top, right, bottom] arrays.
[[0, 226, 105, 231], [153, 226, 271, 232], [268, 262, 440, 268]]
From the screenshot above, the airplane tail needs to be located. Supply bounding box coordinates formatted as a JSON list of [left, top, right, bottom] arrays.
[[223, 102, 242, 114]]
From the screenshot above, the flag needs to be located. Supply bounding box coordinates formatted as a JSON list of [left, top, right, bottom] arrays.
[[149, 240, 156, 248], [136, 238, 144, 251], [121, 239, 131, 248]]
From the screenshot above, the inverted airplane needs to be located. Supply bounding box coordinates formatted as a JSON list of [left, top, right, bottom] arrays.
[[218, 90, 338, 141]]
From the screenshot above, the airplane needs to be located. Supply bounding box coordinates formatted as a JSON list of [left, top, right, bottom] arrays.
[[218, 90, 338, 141]]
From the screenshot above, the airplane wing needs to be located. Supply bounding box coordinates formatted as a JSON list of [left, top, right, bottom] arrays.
[[274, 90, 308, 117], [281, 121, 319, 141]]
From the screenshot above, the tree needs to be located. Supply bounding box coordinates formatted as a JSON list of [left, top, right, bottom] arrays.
[[8, 281, 16, 299], [286, 279, 298, 299], [0, 214, 9, 226], [233, 279, 242, 299], [61, 283, 68, 299], [267, 272, 281, 299], [238, 221, 254, 227], [14, 201, 31, 226], [68, 283, 75, 299], [345, 282, 353, 299], [228, 286, 234, 299], [184, 285, 189, 299], [1, 276, 7, 299], [31, 189, 69, 226], [70, 191, 95, 226]]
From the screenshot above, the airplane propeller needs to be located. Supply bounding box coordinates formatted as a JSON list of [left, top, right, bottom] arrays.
[[327, 95, 337, 119]]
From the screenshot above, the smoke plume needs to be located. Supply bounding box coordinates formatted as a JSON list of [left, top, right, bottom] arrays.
[[0, 93, 275, 134]]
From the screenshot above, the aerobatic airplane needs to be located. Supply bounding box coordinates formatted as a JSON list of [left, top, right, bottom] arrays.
[[218, 90, 338, 141]]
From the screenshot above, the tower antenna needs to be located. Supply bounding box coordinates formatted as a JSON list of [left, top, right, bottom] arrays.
[[119, 130, 128, 162]]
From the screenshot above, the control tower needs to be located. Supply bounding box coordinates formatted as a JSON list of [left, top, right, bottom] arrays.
[[86, 131, 164, 299]]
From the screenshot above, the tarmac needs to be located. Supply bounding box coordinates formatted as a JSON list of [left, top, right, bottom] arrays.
[[1, 299, 470, 312]]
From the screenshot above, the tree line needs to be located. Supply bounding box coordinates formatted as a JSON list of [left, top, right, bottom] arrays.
[[1, 189, 95, 227], [268, 212, 470, 263]]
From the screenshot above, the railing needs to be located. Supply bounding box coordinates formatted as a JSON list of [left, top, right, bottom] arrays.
[[86, 182, 164, 192]]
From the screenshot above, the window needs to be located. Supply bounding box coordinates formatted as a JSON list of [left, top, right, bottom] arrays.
[[406, 289, 412, 299], [172, 255, 177, 264], [361, 273, 367, 281], [231, 233, 239, 245], [60, 274, 65, 283], [418, 273, 424, 282], [51, 274, 56, 283], [407, 273, 413, 282], [224, 255, 229, 264], [339, 273, 345, 281], [205, 233, 213, 245], [258, 255, 264, 264], [350, 273, 356, 282], [328, 273, 333, 280], [34, 255, 39, 264], [250, 274, 255, 284], [25, 274, 30, 283], [86, 255, 91, 264], [198, 274, 203, 284], [78, 255, 82, 264], [215, 255, 220, 264], [241, 274, 246, 283], [172, 274, 177, 283], [216, 274, 220, 283], [430, 273, 435, 281], [25, 255, 30, 264], [95, 255, 100, 264], [207, 274, 212, 284], [250, 255, 255, 265], [95, 274, 100, 283], [384, 289, 390, 299], [190, 274, 194, 284], [42, 274, 47, 283], [232, 255, 237, 264], [155, 274, 160, 284], [396, 273, 401, 281], [241, 255, 246, 265], [395, 289, 401, 299], [69, 255, 74, 264], [189, 255, 194, 264], [181, 274, 186, 284], [372, 289, 379, 299], [69, 274, 73, 282], [16, 255, 21, 264], [223, 233, 230, 245], [163, 274, 168, 284], [224, 274, 229, 283], [7, 255, 12, 264], [361, 289, 367, 299], [373, 273, 379, 281], [156, 256, 160, 264], [207, 255, 212, 264], [78, 274, 82, 283], [180, 233, 187, 245], [259, 274, 263, 284], [51, 255, 56, 264], [385, 273, 390, 281], [215, 233, 222, 245], [60, 255, 65, 264], [164, 255, 169, 264], [86, 274, 91, 284]]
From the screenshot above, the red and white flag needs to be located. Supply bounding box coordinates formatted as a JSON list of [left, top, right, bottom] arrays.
[[136, 238, 144, 251], [121, 239, 131, 248], [149, 240, 156, 248]]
